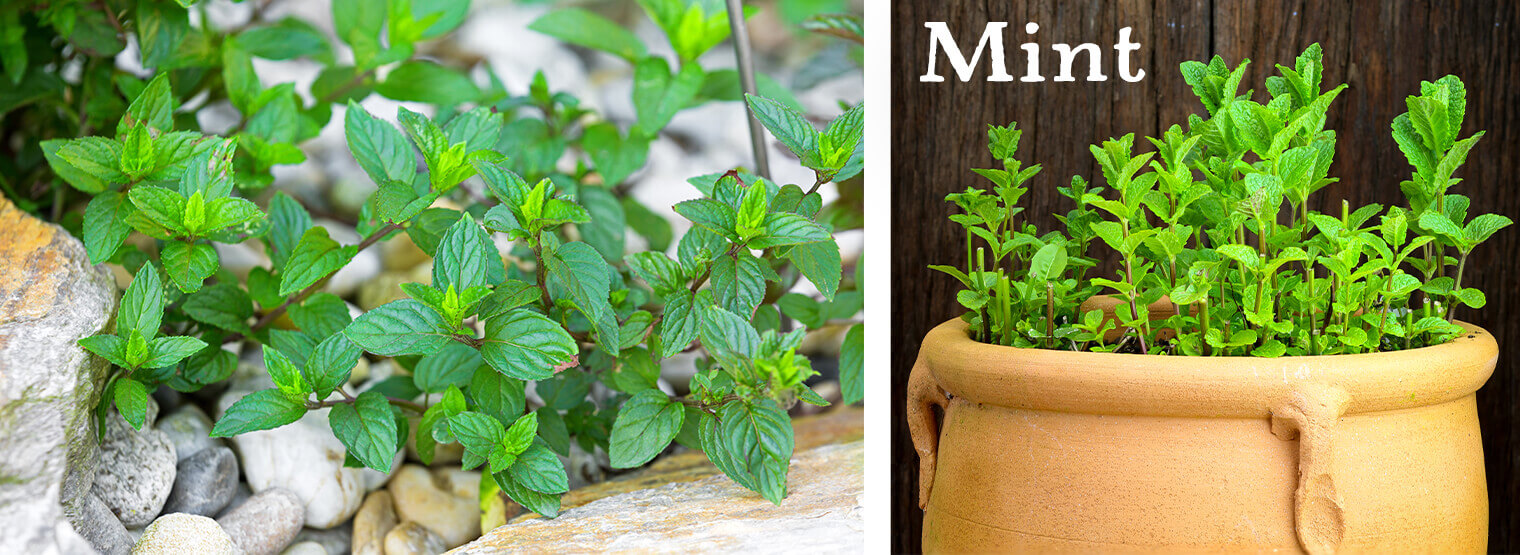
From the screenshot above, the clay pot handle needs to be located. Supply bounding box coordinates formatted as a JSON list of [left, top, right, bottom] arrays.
[[1271, 383, 1352, 555], [907, 352, 950, 510]]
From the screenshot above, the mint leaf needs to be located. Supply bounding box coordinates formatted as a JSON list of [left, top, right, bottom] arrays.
[[344, 101, 416, 187], [433, 214, 501, 291], [345, 300, 454, 357], [114, 377, 150, 430], [608, 389, 683, 468], [784, 240, 842, 301], [128, 185, 186, 234], [750, 213, 830, 249], [182, 283, 254, 334], [632, 56, 703, 137], [493, 472, 560, 518], [303, 333, 362, 400], [479, 310, 577, 381], [745, 94, 819, 166], [330, 391, 399, 472], [543, 241, 620, 355], [119, 123, 156, 179], [416, 386, 466, 465], [79, 335, 131, 368], [262, 345, 312, 403], [42, 139, 109, 193], [508, 443, 569, 494], [289, 293, 352, 339], [448, 411, 505, 470], [160, 241, 217, 293], [624, 252, 687, 297], [581, 123, 650, 187], [657, 290, 701, 359], [673, 198, 738, 241], [501, 412, 539, 458], [718, 399, 792, 504], [576, 186, 626, 262], [83, 192, 135, 264], [211, 389, 307, 437], [281, 227, 358, 296], [469, 367, 526, 427], [119, 73, 175, 136], [414, 343, 482, 393], [839, 324, 863, 404], [699, 303, 760, 359], [56, 137, 127, 185], [529, 9, 647, 63], [376, 61, 479, 106], [120, 264, 166, 341], [709, 252, 767, 317]]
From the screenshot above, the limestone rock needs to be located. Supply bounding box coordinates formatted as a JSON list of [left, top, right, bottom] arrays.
[[280, 541, 327, 555], [70, 493, 132, 555], [217, 487, 304, 555], [130, 513, 236, 555], [388, 465, 479, 548], [458, 410, 864, 553], [162, 446, 239, 516], [155, 405, 219, 462], [0, 196, 116, 553], [218, 388, 397, 528], [291, 524, 351, 555], [383, 521, 445, 555], [352, 490, 397, 555], [217, 482, 251, 518], [93, 411, 178, 528]]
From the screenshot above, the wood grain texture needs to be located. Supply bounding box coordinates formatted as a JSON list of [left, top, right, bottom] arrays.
[[891, 2, 1520, 551]]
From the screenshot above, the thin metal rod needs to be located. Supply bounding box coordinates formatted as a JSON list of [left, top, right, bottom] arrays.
[[724, 0, 771, 180]]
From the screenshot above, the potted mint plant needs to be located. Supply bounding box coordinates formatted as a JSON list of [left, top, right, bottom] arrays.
[[908, 44, 1506, 553]]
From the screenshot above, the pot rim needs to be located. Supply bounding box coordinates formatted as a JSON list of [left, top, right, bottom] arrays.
[[920, 318, 1498, 417]]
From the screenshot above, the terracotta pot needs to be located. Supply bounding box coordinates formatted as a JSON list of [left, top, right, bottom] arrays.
[[908, 317, 1497, 553]]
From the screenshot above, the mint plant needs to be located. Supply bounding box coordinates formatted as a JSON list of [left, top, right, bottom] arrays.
[[52, 0, 863, 516], [935, 43, 1509, 356]]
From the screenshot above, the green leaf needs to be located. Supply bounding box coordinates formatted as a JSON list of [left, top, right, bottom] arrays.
[[658, 290, 701, 359], [1216, 244, 1261, 270], [83, 192, 135, 264], [344, 102, 416, 187], [303, 333, 363, 400], [632, 56, 704, 136], [783, 240, 842, 301], [508, 443, 569, 494], [414, 343, 482, 393], [543, 241, 620, 355], [699, 303, 761, 360], [120, 123, 156, 179], [751, 213, 831, 249], [345, 300, 454, 356], [622, 197, 674, 252], [119, 264, 165, 341], [43, 139, 110, 193], [479, 310, 578, 381], [577, 186, 626, 262], [1463, 214, 1512, 245], [581, 123, 650, 187], [530, 9, 647, 62], [128, 185, 186, 234], [182, 284, 253, 334], [143, 335, 206, 369], [433, 214, 500, 292], [329, 391, 399, 472], [746, 94, 818, 165], [494, 472, 561, 518], [161, 241, 217, 293], [79, 335, 131, 369], [236, 17, 331, 61], [1418, 212, 1466, 244], [624, 252, 687, 297], [119, 73, 175, 136], [709, 252, 767, 317], [289, 293, 353, 339], [210, 389, 307, 437], [469, 367, 526, 427], [114, 378, 150, 430], [281, 227, 359, 296], [376, 61, 479, 106], [674, 198, 738, 241], [416, 386, 466, 465], [501, 412, 539, 457], [609, 389, 684, 468], [1454, 288, 1487, 309], [448, 411, 505, 469], [262, 345, 312, 403], [839, 324, 863, 404]]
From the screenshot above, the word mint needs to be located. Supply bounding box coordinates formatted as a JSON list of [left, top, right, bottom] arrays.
[[920, 22, 1145, 83]]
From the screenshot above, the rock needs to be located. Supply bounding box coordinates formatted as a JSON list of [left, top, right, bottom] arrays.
[[217, 388, 396, 528], [383, 522, 446, 555], [216, 488, 304, 555], [327, 177, 376, 221], [352, 490, 397, 555], [155, 405, 219, 462], [213, 242, 269, 281], [403, 416, 462, 464], [356, 271, 412, 311], [291, 525, 351, 555], [280, 541, 327, 555], [388, 465, 480, 548], [162, 446, 239, 516], [379, 232, 430, 271], [460, 441, 864, 553], [326, 249, 380, 299], [0, 196, 116, 553], [466, 408, 864, 551], [71, 493, 132, 555], [150, 388, 181, 414], [93, 410, 177, 528], [130, 513, 237, 555], [217, 482, 251, 518]]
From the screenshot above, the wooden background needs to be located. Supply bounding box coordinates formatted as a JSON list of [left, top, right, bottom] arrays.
[[890, 1, 1520, 552]]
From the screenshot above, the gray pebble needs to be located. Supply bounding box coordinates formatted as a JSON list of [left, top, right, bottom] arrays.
[[162, 446, 239, 516], [217, 488, 305, 555], [155, 405, 219, 462], [93, 410, 177, 528], [70, 492, 133, 555]]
